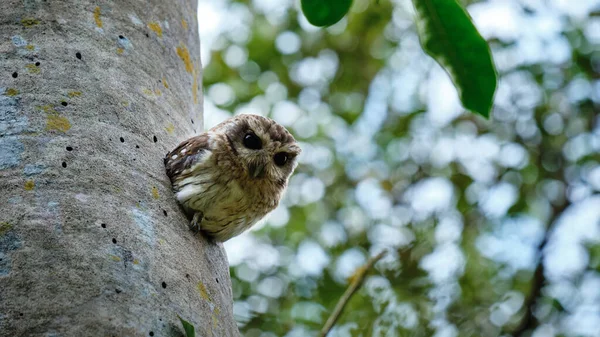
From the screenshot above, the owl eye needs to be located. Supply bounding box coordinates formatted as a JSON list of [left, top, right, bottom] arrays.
[[243, 133, 262, 150], [273, 152, 288, 166]]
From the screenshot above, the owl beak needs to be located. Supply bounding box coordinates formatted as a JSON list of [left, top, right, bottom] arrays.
[[248, 161, 266, 179]]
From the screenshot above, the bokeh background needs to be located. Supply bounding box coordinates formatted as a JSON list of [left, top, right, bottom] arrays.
[[196, 0, 600, 336]]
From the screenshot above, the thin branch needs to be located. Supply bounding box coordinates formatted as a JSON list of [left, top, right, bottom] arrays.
[[510, 233, 547, 336], [510, 194, 569, 336], [319, 250, 388, 337]]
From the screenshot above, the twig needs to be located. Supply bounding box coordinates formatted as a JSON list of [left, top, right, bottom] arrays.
[[510, 141, 570, 336], [319, 250, 388, 337], [510, 234, 547, 336], [510, 200, 568, 337]]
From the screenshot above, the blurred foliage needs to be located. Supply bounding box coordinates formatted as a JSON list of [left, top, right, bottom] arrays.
[[200, 0, 600, 336]]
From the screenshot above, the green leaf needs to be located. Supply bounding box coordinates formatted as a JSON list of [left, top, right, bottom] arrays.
[[412, 0, 497, 118], [301, 0, 353, 27], [177, 315, 196, 337]]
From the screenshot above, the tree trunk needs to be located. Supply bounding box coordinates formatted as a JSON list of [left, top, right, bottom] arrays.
[[0, 1, 239, 336]]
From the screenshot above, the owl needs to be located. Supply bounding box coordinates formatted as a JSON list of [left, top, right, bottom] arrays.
[[164, 114, 301, 242]]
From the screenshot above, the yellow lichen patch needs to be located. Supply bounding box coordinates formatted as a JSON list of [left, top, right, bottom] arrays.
[[116, 48, 124, 55], [24, 180, 35, 191], [0, 222, 13, 236], [158, 239, 165, 245], [67, 91, 82, 98], [148, 22, 163, 37], [133, 259, 140, 265], [94, 6, 103, 28], [165, 123, 175, 134], [46, 114, 71, 133], [154, 88, 161, 96], [26, 64, 40, 74], [176, 44, 193, 73], [181, 19, 188, 30], [151, 186, 160, 199], [109, 255, 121, 262], [6, 88, 19, 96], [21, 18, 40, 27], [142, 88, 154, 96], [26, 44, 35, 50], [192, 68, 199, 104], [162, 77, 169, 89], [212, 307, 220, 328], [197, 282, 211, 302]]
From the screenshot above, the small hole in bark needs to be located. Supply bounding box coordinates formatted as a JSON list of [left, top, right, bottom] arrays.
[[112, 238, 117, 244], [161, 281, 167, 288], [159, 318, 162, 321], [120, 137, 125, 143], [145, 33, 149, 37], [135, 145, 139, 149], [61, 162, 67, 168], [19, 313, 23, 317], [61, 101, 68, 106], [163, 210, 167, 217], [115, 289, 122, 294], [149, 332, 154, 337], [35, 62, 40, 66], [191, 119, 194, 124], [119, 35, 124, 39], [153, 135, 157, 143], [66, 146, 73, 151], [216, 278, 219, 283], [76, 52, 81, 59], [12, 72, 18, 78], [101, 223, 106, 228], [185, 274, 190, 279]]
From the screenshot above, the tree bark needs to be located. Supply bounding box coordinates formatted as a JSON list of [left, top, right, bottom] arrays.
[[0, 1, 239, 336]]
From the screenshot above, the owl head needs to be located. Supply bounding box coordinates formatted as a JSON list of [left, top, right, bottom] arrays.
[[211, 114, 301, 185]]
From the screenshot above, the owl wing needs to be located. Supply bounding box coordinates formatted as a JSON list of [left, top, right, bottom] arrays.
[[164, 133, 211, 181]]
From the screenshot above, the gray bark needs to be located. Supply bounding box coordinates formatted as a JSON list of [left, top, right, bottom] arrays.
[[0, 1, 239, 336]]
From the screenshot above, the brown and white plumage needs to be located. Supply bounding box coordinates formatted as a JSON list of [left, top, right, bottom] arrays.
[[164, 114, 301, 242]]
